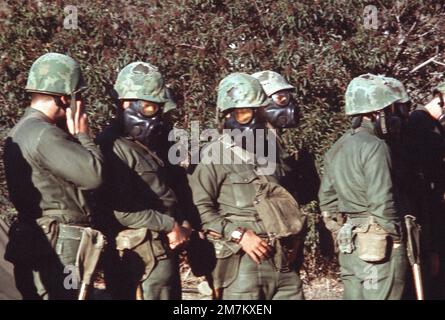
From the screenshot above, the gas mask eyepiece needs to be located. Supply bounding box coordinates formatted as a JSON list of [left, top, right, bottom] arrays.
[[264, 91, 299, 128]]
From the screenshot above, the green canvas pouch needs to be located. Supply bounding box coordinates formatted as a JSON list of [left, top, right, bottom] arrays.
[[355, 219, 389, 262]]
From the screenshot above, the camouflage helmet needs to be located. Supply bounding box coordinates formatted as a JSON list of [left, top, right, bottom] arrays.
[[114, 61, 176, 112], [251, 70, 294, 96], [217, 72, 269, 112], [345, 73, 410, 116], [433, 82, 445, 96], [25, 52, 85, 96]]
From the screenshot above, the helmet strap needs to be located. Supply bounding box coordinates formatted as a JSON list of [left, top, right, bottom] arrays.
[[351, 115, 362, 134]]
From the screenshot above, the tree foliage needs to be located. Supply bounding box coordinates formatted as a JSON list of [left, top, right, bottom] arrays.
[[1, 0, 444, 273]]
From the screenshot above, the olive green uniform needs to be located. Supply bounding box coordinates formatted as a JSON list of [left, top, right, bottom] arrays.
[[190, 135, 304, 300], [4, 107, 104, 299], [318, 120, 408, 300], [96, 128, 181, 300]]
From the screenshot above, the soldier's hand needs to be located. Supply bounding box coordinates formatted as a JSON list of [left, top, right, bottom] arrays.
[[239, 230, 272, 264], [66, 101, 89, 135], [167, 222, 190, 250], [78, 112, 89, 135], [181, 221, 193, 238]]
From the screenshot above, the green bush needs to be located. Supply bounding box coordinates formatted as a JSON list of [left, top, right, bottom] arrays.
[[1, 0, 444, 275]]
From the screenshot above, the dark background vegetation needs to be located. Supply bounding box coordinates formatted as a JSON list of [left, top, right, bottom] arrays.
[[1, 0, 444, 277]]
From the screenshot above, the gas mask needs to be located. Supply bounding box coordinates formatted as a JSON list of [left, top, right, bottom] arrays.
[[351, 102, 410, 142], [223, 107, 269, 152], [264, 90, 299, 128], [122, 100, 164, 148]]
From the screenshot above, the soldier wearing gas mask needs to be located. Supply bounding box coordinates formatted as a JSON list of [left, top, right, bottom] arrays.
[[401, 83, 445, 299], [252, 71, 320, 206], [190, 73, 305, 300], [96, 62, 190, 300], [319, 73, 410, 300]]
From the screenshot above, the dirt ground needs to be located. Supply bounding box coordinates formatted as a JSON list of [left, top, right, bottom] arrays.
[[180, 266, 343, 300]]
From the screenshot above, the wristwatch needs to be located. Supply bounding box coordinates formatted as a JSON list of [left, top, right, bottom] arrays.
[[230, 227, 246, 244]]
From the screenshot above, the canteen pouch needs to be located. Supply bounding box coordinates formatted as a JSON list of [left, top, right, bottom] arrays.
[[355, 221, 390, 262]]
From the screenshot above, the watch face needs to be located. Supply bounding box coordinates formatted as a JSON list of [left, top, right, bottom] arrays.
[[232, 230, 242, 240]]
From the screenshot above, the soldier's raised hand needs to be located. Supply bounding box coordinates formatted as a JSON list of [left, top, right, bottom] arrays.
[[66, 100, 89, 135]]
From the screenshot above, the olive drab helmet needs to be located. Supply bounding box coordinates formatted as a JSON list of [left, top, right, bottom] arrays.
[[25, 52, 85, 96], [216, 72, 269, 112], [251, 70, 295, 96], [345, 73, 410, 116], [251, 70, 299, 128], [114, 61, 176, 113]]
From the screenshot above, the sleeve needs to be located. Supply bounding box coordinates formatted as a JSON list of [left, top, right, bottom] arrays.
[[362, 140, 399, 235], [136, 164, 178, 216], [111, 143, 176, 232], [36, 128, 103, 190], [190, 162, 237, 239], [318, 154, 339, 214], [113, 209, 175, 232]]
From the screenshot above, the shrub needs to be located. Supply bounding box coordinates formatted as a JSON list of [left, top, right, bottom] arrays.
[[1, 0, 444, 275]]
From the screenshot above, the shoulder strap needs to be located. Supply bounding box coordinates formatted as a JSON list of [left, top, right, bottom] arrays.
[[133, 140, 165, 167]]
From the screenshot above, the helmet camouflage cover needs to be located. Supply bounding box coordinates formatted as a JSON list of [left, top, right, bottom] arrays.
[[251, 70, 294, 96], [217, 72, 269, 112], [25, 52, 84, 96], [345, 73, 410, 116], [114, 61, 176, 112]]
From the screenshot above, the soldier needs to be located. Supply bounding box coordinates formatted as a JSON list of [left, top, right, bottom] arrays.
[[251, 70, 320, 205], [318, 73, 410, 300], [189, 73, 305, 300], [96, 62, 190, 300], [3, 52, 104, 299], [401, 83, 445, 299]]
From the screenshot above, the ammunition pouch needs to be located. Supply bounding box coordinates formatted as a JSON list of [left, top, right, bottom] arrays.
[[115, 228, 169, 281], [207, 235, 242, 290], [253, 177, 307, 239]]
